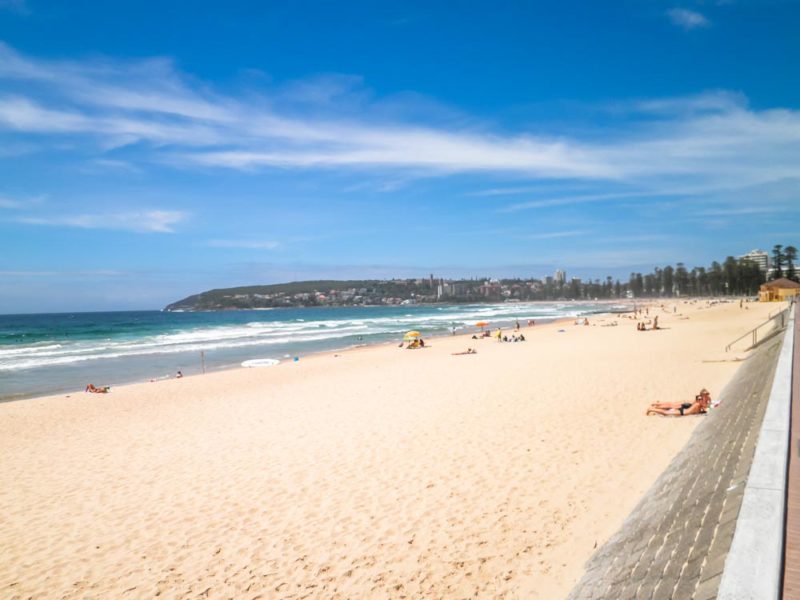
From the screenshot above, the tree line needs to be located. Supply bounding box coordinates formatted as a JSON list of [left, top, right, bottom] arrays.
[[626, 244, 797, 298], [769, 244, 798, 281]]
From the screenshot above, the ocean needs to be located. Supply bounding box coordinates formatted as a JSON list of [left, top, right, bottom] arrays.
[[0, 301, 628, 401]]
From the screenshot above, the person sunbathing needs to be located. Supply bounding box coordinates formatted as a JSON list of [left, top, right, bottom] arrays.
[[85, 383, 110, 393], [647, 389, 710, 416], [452, 348, 477, 355]]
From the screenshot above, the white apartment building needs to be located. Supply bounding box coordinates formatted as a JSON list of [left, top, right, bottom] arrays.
[[739, 249, 769, 273]]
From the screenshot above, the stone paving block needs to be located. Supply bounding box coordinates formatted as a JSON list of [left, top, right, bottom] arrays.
[[658, 556, 685, 588], [615, 582, 641, 599], [651, 579, 678, 600], [699, 552, 727, 582], [633, 578, 659, 600], [694, 573, 722, 600], [671, 573, 700, 599]]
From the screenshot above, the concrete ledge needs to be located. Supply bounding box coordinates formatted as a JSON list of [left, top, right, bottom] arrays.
[[718, 308, 795, 600]]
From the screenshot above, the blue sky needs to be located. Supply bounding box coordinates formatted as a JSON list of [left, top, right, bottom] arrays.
[[1, 0, 798, 312]]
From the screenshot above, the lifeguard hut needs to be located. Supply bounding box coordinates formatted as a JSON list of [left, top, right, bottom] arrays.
[[758, 277, 800, 302]]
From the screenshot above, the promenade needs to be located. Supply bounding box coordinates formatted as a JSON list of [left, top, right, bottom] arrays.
[[783, 304, 800, 597]]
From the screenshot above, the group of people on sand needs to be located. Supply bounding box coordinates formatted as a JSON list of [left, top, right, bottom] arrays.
[[501, 333, 525, 342], [402, 338, 425, 349], [647, 389, 711, 417], [636, 315, 659, 331]]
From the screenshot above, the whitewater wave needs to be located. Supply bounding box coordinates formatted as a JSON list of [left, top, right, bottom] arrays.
[[0, 302, 624, 372]]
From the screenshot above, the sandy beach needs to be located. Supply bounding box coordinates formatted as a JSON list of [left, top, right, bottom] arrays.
[[0, 299, 778, 599]]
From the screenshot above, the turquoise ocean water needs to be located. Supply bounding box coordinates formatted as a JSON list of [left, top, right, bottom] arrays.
[[0, 302, 628, 401]]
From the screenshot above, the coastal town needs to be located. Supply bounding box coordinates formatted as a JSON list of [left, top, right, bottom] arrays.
[[165, 247, 793, 311]]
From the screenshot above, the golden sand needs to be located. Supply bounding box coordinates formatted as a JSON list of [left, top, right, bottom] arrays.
[[0, 300, 776, 598]]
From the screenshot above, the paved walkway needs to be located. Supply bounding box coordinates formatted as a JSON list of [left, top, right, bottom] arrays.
[[568, 334, 783, 600], [783, 304, 800, 598]]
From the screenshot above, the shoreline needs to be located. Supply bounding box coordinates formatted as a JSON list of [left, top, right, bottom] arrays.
[[3, 313, 577, 406], [2, 299, 633, 404]]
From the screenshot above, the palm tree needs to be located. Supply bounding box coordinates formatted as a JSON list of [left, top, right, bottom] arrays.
[[786, 245, 798, 282]]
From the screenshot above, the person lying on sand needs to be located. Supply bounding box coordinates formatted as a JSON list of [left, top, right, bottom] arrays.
[[647, 389, 711, 416], [85, 384, 110, 393], [452, 348, 477, 355]]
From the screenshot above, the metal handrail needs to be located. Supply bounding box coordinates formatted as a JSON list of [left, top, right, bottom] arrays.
[[725, 307, 790, 352]]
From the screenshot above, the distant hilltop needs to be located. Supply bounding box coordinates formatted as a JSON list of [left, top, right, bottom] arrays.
[[163, 276, 601, 311], [164, 254, 777, 311], [165, 278, 506, 311]]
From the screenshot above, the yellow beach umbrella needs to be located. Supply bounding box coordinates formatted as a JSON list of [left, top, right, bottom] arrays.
[[404, 331, 421, 340]]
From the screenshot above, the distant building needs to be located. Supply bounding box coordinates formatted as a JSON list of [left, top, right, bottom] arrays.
[[739, 249, 769, 273], [554, 269, 566, 284], [758, 278, 800, 302]]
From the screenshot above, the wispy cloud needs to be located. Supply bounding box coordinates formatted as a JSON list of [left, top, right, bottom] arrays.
[[0, 0, 28, 14], [501, 190, 694, 212], [667, 8, 710, 30], [696, 205, 788, 217], [0, 43, 798, 204], [17, 210, 187, 233], [0, 193, 44, 209], [0, 269, 123, 277], [0, 196, 22, 209], [523, 230, 587, 240], [208, 239, 281, 249]]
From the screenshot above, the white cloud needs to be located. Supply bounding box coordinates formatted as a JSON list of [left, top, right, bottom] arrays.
[[0, 193, 44, 209], [17, 210, 187, 233], [0, 196, 22, 208], [0, 43, 798, 206], [501, 190, 697, 212], [208, 239, 281, 249], [667, 8, 710, 30]]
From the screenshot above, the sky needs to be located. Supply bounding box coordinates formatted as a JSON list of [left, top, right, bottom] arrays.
[[0, 0, 799, 313]]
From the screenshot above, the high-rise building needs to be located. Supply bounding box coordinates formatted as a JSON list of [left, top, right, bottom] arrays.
[[554, 269, 566, 284], [739, 249, 769, 273]]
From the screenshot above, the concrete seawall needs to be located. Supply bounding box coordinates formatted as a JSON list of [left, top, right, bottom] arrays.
[[568, 327, 787, 600]]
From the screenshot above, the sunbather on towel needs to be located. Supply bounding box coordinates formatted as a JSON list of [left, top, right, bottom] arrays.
[[85, 383, 110, 393], [647, 389, 710, 416]]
